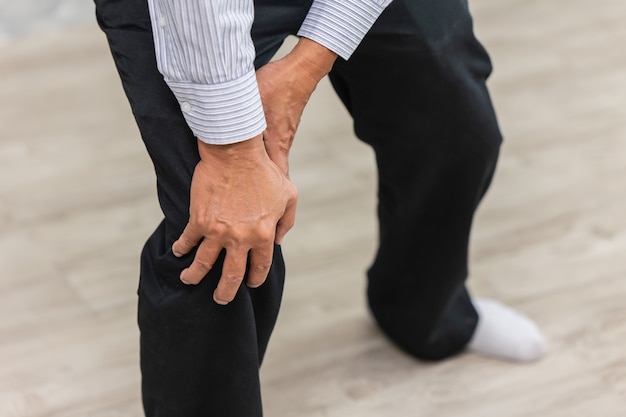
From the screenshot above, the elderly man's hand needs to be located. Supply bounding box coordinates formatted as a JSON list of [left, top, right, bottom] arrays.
[[256, 38, 337, 176], [172, 135, 297, 305]]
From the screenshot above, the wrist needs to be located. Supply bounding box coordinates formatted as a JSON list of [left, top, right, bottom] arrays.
[[290, 37, 338, 82], [197, 134, 266, 167]]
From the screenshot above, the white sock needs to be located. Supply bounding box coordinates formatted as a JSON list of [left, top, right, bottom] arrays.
[[467, 298, 546, 362]]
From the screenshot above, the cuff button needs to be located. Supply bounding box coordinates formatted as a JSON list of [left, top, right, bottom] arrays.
[[181, 102, 192, 113]]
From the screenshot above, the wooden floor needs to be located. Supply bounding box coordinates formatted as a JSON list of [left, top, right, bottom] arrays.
[[1, 0, 626, 415]]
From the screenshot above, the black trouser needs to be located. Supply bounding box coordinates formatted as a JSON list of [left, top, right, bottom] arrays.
[[95, 0, 502, 415]]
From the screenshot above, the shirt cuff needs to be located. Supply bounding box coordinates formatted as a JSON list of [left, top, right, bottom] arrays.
[[165, 68, 266, 145], [297, 0, 389, 60]]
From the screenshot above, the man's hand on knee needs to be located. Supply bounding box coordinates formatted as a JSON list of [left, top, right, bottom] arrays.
[[172, 135, 298, 305]]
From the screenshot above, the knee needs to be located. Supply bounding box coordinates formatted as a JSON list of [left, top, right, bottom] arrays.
[[368, 306, 473, 362], [368, 306, 476, 362]]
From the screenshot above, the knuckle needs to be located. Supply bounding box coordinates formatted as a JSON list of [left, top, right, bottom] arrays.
[[194, 258, 213, 271], [229, 230, 246, 245], [182, 236, 197, 247], [188, 217, 202, 228], [255, 227, 274, 243], [253, 262, 271, 273], [222, 273, 243, 285], [190, 215, 211, 230], [212, 221, 228, 236]]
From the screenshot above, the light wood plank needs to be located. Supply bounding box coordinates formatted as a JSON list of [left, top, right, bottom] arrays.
[[1, 0, 626, 415]]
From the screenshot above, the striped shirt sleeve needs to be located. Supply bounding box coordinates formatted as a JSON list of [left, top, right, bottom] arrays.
[[298, 0, 393, 60], [147, 0, 392, 145], [147, 0, 265, 145]]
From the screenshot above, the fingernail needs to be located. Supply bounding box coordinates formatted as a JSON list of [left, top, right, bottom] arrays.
[[172, 244, 182, 257], [247, 283, 262, 289], [180, 269, 191, 285], [213, 293, 229, 305]]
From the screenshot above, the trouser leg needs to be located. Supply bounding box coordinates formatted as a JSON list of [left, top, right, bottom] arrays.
[[94, 0, 287, 415], [328, 0, 502, 360]]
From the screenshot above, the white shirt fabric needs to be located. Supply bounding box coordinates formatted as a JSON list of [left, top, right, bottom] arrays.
[[147, 0, 392, 144]]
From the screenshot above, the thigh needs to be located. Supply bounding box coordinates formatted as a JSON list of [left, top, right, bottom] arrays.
[[327, 0, 502, 359], [94, 1, 284, 415], [95, 0, 197, 237], [334, 0, 502, 152], [330, 0, 502, 268]]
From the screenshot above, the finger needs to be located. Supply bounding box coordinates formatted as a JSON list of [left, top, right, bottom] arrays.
[[172, 222, 203, 257], [213, 249, 248, 305], [275, 186, 298, 245], [180, 239, 221, 285], [246, 244, 274, 288]]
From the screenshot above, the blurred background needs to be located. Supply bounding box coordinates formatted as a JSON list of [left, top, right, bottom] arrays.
[[0, 0, 92, 42], [1, 0, 625, 416]]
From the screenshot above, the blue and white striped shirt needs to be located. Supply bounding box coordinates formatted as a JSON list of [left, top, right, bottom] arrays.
[[147, 0, 392, 144]]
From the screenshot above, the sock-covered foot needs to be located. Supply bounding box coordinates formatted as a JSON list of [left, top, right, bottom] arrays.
[[467, 298, 546, 362]]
